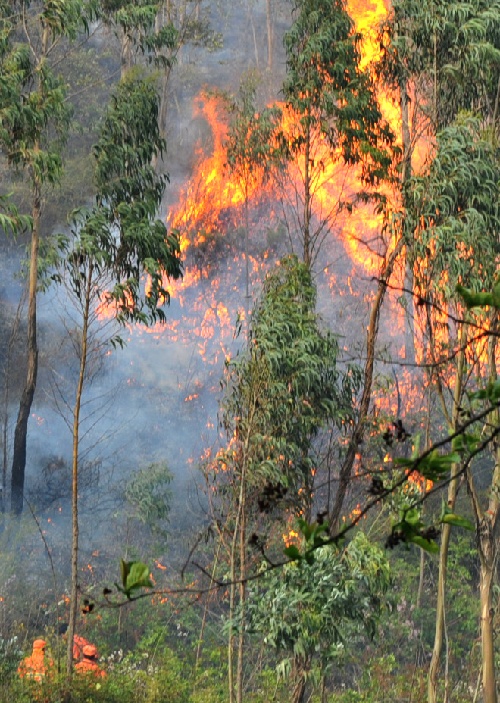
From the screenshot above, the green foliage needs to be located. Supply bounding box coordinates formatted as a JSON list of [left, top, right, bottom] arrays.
[[66, 69, 182, 324], [124, 462, 172, 537], [283, 0, 394, 184], [0, 194, 31, 236], [117, 559, 154, 599], [408, 116, 500, 300], [0, 7, 76, 181], [224, 72, 284, 193], [440, 499, 474, 531], [103, 0, 179, 69], [246, 533, 390, 685], [379, 0, 500, 128], [217, 254, 360, 508], [283, 518, 330, 563]]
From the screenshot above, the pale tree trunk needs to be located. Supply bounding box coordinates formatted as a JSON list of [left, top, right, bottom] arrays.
[[228, 453, 245, 703], [428, 331, 467, 703], [266, 0, 273, 70], [67, 262, 93, 676], [470, 327, 499, 703], [228, 402, 255, 703], [479, 544, 497, 703], [400, 78, 416, 364], [194, 540, 222, 674], [2, 294, 25, 517], [468, 464, 500, 703], [228, 488, 239, 703], [247, 0, 259, 67], [121, 33, 133, 78], [236, 487, 247, 703], [244, 189, 251, 329]]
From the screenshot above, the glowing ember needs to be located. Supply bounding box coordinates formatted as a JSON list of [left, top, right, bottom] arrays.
[[283, 529, 300, 548]]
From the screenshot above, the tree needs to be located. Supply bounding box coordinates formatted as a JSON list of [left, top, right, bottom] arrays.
[[100, 0, 220, 166], [379, 0, 500, 135], [406, 116, 500, 703], [379, 5, 500, 700], [61, 68, 182, 674], [224, 72, 283, 322], [0, 0, 100, 515], [207, 254, 359, 703], [245, 532, 390, 703], [281, 0, 394, 268]]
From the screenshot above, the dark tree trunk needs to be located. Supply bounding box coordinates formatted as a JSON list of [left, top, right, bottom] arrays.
[[11, 180, 41, 515]]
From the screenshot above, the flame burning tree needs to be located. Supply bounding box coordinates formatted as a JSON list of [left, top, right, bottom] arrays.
[[3, 0, 500, 701], [224, 71, 284, 322], [280, 0, 395, 269], [379, 1, 500, 701]]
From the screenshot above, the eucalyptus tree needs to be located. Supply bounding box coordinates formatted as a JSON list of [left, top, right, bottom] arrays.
[[224, 72, 284, 321], [407, 117, 500, 703], [379, 4, 500, 701], [281, 0, 394, 268], [61, 69, 181, 674], [100, 0, 219, 161], [245, 532, 390, 703], [208, 254, 359, 703], [0, 0, 101, 515], [379, 0, 500, 136], [0, 198, 31, 516]]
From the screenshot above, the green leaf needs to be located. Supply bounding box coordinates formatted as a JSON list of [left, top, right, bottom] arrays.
[[409, 536, 440, 553], [441, 513, 475, 530], [284, 545, 301, 561], [125, 561, 154, 592], [119, 559, 153, 598], [120, 558, 131, 587], [456, 284, 494, 309], [440, 500, 475, 531]]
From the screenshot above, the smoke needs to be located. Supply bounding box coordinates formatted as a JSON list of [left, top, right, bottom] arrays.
[[0, 0, 413, 632]]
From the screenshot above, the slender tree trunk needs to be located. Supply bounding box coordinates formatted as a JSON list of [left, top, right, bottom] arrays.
[[228, 402, 255, 703], [416, 549, 425, 609], [228, 460, 244, 703], [10, 178, 41, 514], [329, 235, 405, 533], [10, 20, 49, 516], [2, 295, 24, 517], [478, 529, 498, 703], [236, 487, 247, 703], [428, 329, 466, 703], [67, 263, 93, 676], [247, 1, 259, 67], [194, 540, 222, 674], [466, 469, 500, 703], [400, 79, 416, 364], [291, 656, 310, 703], [266, 0, 273, 71], [244, 192, 250, 328], [303, 120, 311, 268], [477, 328, 499, 703]]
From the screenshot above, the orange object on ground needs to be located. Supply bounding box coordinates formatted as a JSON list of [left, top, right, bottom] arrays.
[[18, 639, 54, 682], [75, 645, 106, 678]]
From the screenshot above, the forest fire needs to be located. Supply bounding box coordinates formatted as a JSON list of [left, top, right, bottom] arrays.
[[161, 0, 411, 342]]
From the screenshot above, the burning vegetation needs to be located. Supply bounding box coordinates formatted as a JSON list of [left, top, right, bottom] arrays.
[[1, 0, 500, 702]]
